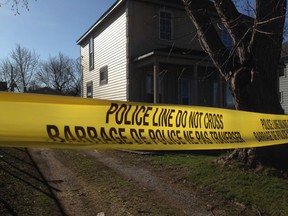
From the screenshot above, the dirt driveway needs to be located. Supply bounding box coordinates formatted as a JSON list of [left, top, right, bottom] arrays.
[[26, 148, 252, 216]]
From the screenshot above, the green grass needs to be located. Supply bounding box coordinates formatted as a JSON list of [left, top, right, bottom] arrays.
[[0, 148, 59, 216], [149, 153, 288, 216]]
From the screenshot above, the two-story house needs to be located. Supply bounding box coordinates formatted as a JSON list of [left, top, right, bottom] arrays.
[[77, 0, 234, 108]]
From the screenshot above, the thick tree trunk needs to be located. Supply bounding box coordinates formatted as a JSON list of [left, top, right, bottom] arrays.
[[182, 0, 287, 170], [229, 68, 283, 114], [227, 67, 288, 170]]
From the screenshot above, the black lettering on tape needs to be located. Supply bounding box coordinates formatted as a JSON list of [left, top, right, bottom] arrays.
[[124, 105, 132, 124], [106, 103, 118, 123], [116, 104, 129, 125], [130, 128, 151, 144], [75, 126, 92, 143], [106, 103, 152, 126], [153, 108, 175, 127], [64, 125, 77, 142], [195, 131, 212, 144], [47, 125, 65, 142], [183, 131, 199, 144], [100, 127, 113, 143], [176, 110, 187, 128], [210, 131, 245, 143], [130, 128, 143, 144], [87, 127, 101, 143], [109, 127, 124, 144], [188, 112, 203, 129], [204, 113, 224, 129], [118, 128, 132, 144], [143, 107, 152, 126]]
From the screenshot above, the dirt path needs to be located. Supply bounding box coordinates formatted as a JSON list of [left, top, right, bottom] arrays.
[[84, 150, 222, 216], [29, 149, 106, 216], [29, 149, 244, 216]]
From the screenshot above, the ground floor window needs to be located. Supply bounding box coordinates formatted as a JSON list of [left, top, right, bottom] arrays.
[[179, 78, 193, 105], [86, 81, 93, 98], [146, 74, 153, 102]]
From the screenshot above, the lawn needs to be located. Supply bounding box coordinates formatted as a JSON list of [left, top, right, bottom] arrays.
[[149, 151, 288, 216]]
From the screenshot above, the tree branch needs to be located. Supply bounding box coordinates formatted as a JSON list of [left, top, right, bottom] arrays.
[[214, 0, 253, 64], [249, 0, 286, 79], [182, 0, 231, 78]]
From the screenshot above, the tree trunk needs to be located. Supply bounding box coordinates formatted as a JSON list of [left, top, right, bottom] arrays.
[[182, 0, 288, 170], [227, 66, 288, 170]]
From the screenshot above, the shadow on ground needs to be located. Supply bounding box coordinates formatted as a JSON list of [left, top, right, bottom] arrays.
[[0, 148, 66, 216]]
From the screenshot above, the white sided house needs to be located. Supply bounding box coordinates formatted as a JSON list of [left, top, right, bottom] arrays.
[[77, 0, 234, 108]]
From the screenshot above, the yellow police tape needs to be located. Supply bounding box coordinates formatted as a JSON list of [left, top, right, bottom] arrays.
[[1, 92, 288, 150]]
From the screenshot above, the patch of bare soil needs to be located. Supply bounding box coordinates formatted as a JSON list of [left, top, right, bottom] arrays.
[[27, 149, 254, 216]]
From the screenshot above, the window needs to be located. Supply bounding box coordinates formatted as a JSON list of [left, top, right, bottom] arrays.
[[159, 11, 173, 40], [99, 65, 108, 85], [86, 81, 93, 98], [89, 37, 94, 70], [146, 75, 153, 102], [222, 27, 233, 49], [225, 84, 234, 109], [180, 78, 192, 105], [279, 91, 284, 104]]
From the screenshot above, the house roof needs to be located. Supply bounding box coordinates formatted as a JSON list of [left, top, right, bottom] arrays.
[[76, 0, 124, 45], [76, 0, 197, 45]]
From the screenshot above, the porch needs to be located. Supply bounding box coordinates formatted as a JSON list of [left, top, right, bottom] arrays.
[[132, 47, 234, 108]]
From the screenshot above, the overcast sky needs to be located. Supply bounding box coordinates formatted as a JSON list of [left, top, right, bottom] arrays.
[[0, 0, 116, 60]]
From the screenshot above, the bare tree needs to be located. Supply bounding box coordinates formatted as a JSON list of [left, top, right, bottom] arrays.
[[36, 52, 80, 96], [68, 57, 81, 96], [182, 0, 287, 168], [0, 58, 19, 92], [10, 44, 39, 92], [0, 0, 33, 14]]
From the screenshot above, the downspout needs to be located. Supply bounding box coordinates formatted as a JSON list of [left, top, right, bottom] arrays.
[[154, 60, 159, 104], [126, 0, 133, 101]]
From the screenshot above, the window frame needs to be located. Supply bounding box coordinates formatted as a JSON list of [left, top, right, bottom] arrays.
[[279, 91, 284, 104], [159, 10, 173, 41], [99, 65, 108, 86], [89, 37, 94, 70], [86, 81, 93, 98]]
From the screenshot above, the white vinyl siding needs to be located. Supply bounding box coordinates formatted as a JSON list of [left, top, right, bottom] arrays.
[[81, 10, 127, 101]]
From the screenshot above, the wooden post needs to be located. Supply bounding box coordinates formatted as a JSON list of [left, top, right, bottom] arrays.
[[153, 61, 159, 104]]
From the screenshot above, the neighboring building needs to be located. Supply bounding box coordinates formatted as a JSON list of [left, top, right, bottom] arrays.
[[280, 43, 288, 113], [77, 0, 234, 108], [29, 87, 63, 95], [0, 82, 7, 91]]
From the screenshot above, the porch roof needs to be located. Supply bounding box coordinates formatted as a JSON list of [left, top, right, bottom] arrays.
[[133, 47, 212, 67]]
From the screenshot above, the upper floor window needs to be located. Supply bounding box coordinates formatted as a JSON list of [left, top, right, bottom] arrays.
[[89, 37, 94, 70], [159, 10, 173, 40], [99, 65, 108, 85], [222, 27, 233, 49]]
